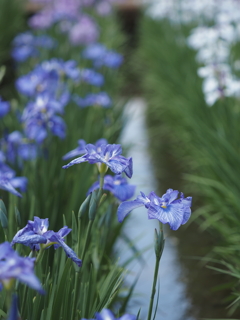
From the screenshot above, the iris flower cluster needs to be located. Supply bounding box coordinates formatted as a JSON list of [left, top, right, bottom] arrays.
[[22, 94, 66, 144], [0, 242, 43, 293], [82, 43, 123, 69], [16, 58, 79, 98], [117, 189, 192, 230], [73, 92, 111, 108], [11, 217, 82, 267], [0, 131, 37, 165], [12, 31, 56, 62]]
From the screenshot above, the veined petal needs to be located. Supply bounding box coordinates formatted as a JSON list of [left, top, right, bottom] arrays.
[[62, 147, 84, 160], [51, 235, 82, 267], [148, 203, 184, 231], [117, 199, 145, 222], [11, 231, 47, 247], [123, 157, 133, 178], [62, 154, 88, 169]]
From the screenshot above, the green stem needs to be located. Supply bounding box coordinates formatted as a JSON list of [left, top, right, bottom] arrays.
[[147, 254, 161, 320], [35, 246, 45, 264], [147, 223, 164, 320], [97, 173, 104, 199]]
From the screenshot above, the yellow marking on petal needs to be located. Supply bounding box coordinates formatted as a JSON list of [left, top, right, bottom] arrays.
[[161, 205, 167, 209]]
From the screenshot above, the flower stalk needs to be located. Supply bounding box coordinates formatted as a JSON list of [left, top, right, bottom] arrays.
[[147, 223, 165, 320]]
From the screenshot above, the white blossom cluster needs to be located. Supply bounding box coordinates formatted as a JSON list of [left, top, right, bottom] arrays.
[[147, 0, 240, 106]]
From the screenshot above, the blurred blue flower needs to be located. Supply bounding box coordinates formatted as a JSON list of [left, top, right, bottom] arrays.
[[0, 155, 28, 197], [82, 43, 123, 69], [88, 175, 135, 202], [80, 68, 104, 86], [82, 43, 107, 60], [22, 94, 66, 143], [16, 58, 78, 99], [12, 32, 56, 62], [62, 138, 107, 161], [117, 189, 192, 230], [73, 92, 111, 108], [63, 143, 133, 178], [11, 217, 82, 267], [81, 309, 136, 320], [0, 242, 43, 293], [0, 97, 10, 118], [0, 131, 37, 165]]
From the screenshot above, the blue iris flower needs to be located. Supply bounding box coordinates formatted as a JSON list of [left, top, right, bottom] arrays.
[[81, 309, 136, 320], [79, 68, 104, 86], [0, 155, 28, 197], [21, 94, 66, 144], [117, 189, 192, 231], [62, 138, 107, 161], [88, 175, 135, 202], [1, 131, 37, 165], [12, 32, 56, 62], [82, 43, 123, 69], [0, 242, 43, 293], [0, 97, 10, 118], [11, 217, 82, 267], [73, 92, 112, 108], [16, 58, 78, 100], [62, 143, 133, 178]]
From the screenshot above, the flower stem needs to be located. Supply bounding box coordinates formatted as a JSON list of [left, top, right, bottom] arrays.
[[147, 223, 164, 320], [35, 245, 45, 264]]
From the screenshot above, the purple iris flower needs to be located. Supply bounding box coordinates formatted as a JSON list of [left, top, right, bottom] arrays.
[[73, 92, 111, 108], [62, 143, 133, 178], [69, 15, 99, 45], [88, 175, 135, 202], [80, 69, 104, 86], [11, 217, 82, 267], [81, 309, 136, 320], [0, 157, 28, 197], [22, 94, 66, 144], [0, 97, 10, 118], [0, 242, 43, 293], [62, 138, 107, 161], [117, 189, 192, 231]]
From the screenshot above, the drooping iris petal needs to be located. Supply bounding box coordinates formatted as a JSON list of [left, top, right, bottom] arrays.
[[0, 242, 43, 293], [117, 199, 146, 222]]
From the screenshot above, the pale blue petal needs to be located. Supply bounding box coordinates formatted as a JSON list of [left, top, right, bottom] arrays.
[[117, 199, 145, 222]]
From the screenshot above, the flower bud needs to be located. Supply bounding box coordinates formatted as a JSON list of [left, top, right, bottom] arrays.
[[89, 190, 98, 221], [78, 193, 91, 219]]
